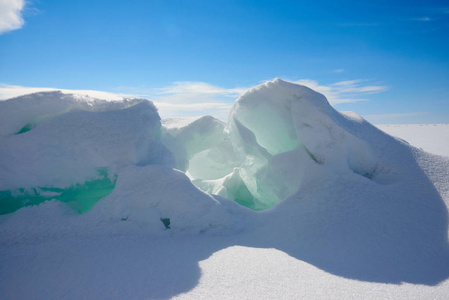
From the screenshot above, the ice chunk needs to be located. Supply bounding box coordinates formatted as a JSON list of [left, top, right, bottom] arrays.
[[187, 141, 236, 180], [223, 79, 401, 209], [193, 168, 256, 209], [170, 79, 400, 210], [162, 115, 236, 173]]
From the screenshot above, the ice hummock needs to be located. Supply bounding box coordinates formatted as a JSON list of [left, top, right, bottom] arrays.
[[167, 79, 399, 210]]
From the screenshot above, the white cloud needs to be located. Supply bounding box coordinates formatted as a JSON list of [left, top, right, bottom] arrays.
[[116, 81, 250, 119], [155, 81, 246, 98], [333, 69, 345, 73], [294, 79, 388, 104], [0, 0, 25, 34], [154, 101, 233, 120], [149, 79, 387, 118], [151, 81, 248, 104], [0, 78, 388, 120]]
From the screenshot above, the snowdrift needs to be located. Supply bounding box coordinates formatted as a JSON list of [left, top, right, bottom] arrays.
[[1, 79, 449, 285]]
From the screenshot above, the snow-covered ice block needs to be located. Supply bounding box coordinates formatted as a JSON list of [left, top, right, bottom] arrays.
[[0, 92, 173, 214]]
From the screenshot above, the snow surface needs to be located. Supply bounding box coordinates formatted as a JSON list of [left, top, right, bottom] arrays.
[[377, 124, 449, 158], [1, 79, 449, 299]]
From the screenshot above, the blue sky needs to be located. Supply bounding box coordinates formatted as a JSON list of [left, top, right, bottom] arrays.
[[0, 0, 448, 123]]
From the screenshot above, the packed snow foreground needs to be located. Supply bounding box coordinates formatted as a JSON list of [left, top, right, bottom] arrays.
[[1, 79, 449, 295]]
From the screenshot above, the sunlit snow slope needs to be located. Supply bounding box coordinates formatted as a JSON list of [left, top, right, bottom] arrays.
[[377, 124, 449, 157]]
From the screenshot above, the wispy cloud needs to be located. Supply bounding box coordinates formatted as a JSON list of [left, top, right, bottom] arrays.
[[333, 69, 345, 73], [151, 81, 247, 103], [118, 79, 388, 117], [0, 0, 25, 34], [115, 81, 250, 119], [413, 17, 432, 22], [410, 5, 449, 22], [153, 101, 233, 119], [294, 79, 388, 104], [0, 78, 388, 119], [337, 23, 378, 27]]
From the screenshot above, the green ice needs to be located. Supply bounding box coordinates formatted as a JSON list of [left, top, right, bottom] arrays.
[[0, 168, 116, 215], [16, 123, 35, 134]]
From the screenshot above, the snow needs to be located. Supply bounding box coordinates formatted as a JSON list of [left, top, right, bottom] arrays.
[[1, 79, 449, 299], [0, 92, 168, 190], [377, 124, 449, 157], [161, 117, 203, 129], [177, 246, 449, 300]]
